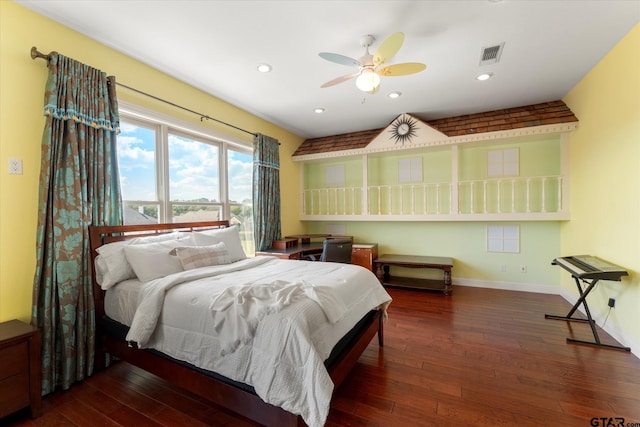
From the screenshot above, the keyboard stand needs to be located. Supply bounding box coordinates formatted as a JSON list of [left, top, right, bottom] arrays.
[[545, 275, 630, 352]]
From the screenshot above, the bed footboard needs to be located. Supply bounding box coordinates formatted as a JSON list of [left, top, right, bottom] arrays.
[[101, 310, 382, 427]]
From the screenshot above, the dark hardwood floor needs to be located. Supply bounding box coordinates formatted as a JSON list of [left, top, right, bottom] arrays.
[[4, 286, 640, 426]]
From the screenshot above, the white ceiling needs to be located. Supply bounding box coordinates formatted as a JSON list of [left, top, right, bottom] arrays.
[[17, 0, 640, 139]]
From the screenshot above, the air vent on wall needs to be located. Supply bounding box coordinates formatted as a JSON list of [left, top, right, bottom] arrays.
[[479, 42, 505, 65]]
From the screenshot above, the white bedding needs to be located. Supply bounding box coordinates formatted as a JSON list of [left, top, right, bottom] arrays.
[[104, 256, 391, 427]]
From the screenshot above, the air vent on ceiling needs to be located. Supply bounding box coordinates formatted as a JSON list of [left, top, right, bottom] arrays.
[[479, 42, 505, 66]]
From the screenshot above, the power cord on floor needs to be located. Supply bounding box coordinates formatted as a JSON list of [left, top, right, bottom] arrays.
[[602, 306, 612, 327]]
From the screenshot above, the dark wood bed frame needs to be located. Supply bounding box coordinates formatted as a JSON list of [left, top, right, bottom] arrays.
[[89, 221, 383, 427]]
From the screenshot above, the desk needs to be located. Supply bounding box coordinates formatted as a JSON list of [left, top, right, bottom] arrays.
[[255, 242, 323, 260], [256, 243, 378, 272], [373, 254, 453, 295]]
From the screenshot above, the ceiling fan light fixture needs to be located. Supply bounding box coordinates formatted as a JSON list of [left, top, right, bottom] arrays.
[[319, 32, 425, 95], [356, 69, 381, 93]]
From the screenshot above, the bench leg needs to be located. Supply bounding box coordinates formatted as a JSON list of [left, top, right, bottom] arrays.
[[443, 268, 453, 296]]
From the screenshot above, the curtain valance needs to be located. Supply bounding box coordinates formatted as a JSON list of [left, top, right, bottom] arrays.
[[43, 52, 119, 132]]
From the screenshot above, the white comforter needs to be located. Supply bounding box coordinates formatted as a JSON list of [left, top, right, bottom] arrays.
[[116, 257, 391, 427]]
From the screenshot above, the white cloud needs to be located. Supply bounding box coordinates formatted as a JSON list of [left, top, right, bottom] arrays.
[[117, 136, 154, 163]]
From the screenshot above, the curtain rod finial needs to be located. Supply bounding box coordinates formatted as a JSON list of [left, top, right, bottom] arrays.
[[31, 46, 49, 60]]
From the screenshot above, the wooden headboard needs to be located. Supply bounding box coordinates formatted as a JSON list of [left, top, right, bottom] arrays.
[[89, 220, 230, 258], [89, 220, 231, 287]]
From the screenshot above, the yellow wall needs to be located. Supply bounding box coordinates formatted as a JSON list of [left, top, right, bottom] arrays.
[[2, 2, 638, 350], [0, 1, 304, 323], [563, 24, 640, 346]]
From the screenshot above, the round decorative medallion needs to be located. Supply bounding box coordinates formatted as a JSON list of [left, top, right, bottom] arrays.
[[390, 115, 418, 144]]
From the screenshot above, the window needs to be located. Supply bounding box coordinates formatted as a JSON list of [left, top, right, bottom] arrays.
[[227, 148, 255, 255], [116, 103, 254, 255], [487, 224, 520, 253], [398, 157, 422, 182], [167, 130, 222, 221], [326, 165, 345, 187], [487, 148, 519, 177]]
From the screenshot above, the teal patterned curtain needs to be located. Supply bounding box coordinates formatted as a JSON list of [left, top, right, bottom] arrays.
[[31, 52, 122, 395], [252, 133, 281, 251]]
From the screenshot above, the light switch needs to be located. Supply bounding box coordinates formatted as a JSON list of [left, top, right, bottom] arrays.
[[8, 158, 23, 175]]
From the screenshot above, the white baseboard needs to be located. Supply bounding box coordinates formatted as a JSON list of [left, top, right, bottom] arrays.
[[454, 277, 560, 295], [452, 278, 639, 358]]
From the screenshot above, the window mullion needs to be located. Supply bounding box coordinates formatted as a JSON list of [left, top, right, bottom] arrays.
[[157, 123, 171, 222], [220, 142, 229, 220]]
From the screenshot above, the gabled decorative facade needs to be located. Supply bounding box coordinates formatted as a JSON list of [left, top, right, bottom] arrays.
[[293, 101, 578, 222]]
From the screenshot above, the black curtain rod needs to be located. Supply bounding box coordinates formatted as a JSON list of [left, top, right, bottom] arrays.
[[30, 46, 258, 138]]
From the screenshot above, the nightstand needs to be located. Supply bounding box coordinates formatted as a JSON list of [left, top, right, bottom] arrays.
[[0, 320, 42, 419]]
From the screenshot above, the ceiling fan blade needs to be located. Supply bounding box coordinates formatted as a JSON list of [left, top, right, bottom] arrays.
[[378, 62, 427, 77], [319, 52, 361, 67], [320, 73, 359, 88], [373, 32, 404, 67]]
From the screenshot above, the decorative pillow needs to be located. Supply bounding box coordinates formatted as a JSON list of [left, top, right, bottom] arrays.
[[95, 231, 190, 289], [171, 242, 230, 270], [192, 226, 247, 263], [122, 238, 193, 283]]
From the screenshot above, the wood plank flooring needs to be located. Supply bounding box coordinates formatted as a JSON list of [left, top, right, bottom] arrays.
[[4, 286, 640, 426]]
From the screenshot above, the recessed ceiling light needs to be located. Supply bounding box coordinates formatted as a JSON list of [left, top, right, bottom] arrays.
[[388, 91, 402, 99], [313, 108, 325, 114], [476, 72, 494, 81], [257, 63, 272, 73]]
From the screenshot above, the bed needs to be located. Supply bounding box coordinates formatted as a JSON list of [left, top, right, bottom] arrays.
[[89, 221, 391, 427]]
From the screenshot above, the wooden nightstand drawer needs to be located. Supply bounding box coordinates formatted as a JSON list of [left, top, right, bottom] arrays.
[[0, 341, 28, 379], [0, 372, 30, 416]]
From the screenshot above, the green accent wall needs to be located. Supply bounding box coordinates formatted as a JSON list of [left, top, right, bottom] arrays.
[[306, 221, 560, 288]]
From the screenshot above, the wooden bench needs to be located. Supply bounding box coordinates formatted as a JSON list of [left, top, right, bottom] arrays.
[[373, 254, 454, 295]]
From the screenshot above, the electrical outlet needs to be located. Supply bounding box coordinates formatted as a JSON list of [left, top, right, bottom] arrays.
[[499, 264, 507, 272], [8, 158, 23, 175], [608, 298, 616, 308], [520, 265, 527, 273]]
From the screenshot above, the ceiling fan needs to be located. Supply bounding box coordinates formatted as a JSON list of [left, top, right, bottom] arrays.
[[319, 32, 426, 94]]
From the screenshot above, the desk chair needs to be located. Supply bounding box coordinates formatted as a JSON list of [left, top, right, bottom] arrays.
[[307, 238, 353, 263]]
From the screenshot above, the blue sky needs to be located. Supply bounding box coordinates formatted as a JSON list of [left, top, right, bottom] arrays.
[[117, 121, 252, 203]]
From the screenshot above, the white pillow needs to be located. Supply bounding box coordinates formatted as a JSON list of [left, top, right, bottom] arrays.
[[171, 242, 230, 270], [95, 231, 190, 289], [123, 239, 191, 282], [192, 226, 247, 263]]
